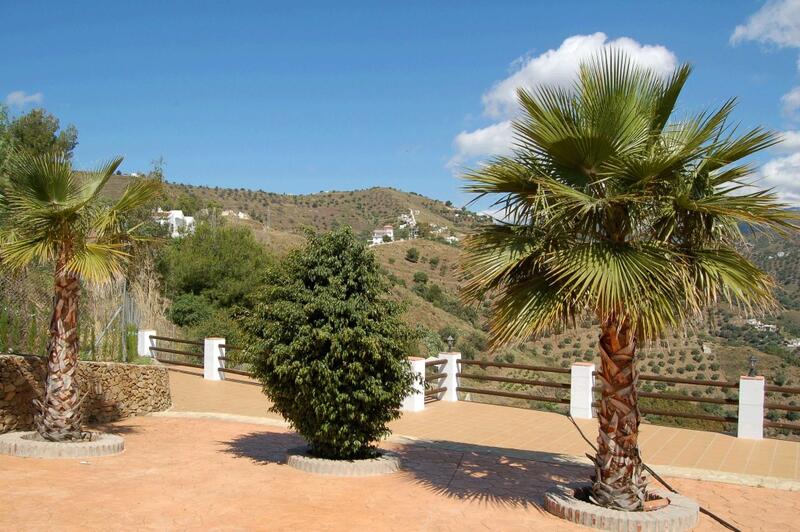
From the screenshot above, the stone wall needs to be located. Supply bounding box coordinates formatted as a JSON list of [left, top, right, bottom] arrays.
[[0, 354, 171, 433]]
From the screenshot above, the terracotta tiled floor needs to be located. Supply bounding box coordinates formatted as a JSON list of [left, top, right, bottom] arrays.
[[2, 416, 799, 531], [168, 369, 800, 482]]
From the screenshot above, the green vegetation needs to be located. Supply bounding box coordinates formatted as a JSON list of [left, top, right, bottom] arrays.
[[461, 51, 796, 510], [0, 152, 160, 441], [157, 223, 270, 341], [241, 227, 415, 459], [0, 106, 78, 172]]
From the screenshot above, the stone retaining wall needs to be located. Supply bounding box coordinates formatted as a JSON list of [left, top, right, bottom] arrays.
[[0, 354, 171, 433]]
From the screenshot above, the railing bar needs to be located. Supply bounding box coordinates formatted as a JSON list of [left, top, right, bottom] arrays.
[[425, 372, 447, 380], [637, 391, 739, 406], [457, 386, 570, 405], [763, 421, 800, 431], [639, 407, 736, 423], [458, 372, 570, 389], [458, 359, 570, 374], [425, 359, 447, 367], [765, 385, 800, 394], [150, 346, 203, 358], [763, 403, 800, 412], [150, 335, 205, 347], [637, 374, 739, 388], [155, 358, 204, 370], [218, 367, 254, 377], [424, 386, 447, 397]]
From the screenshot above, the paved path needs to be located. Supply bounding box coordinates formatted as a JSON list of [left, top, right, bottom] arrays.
[[168, 368, 800, 487], [3, 415, 799, 531]]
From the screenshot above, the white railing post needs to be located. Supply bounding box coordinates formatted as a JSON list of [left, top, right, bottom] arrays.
[[137, 329, 156, 358], [738, 376, 765, 439], [402, 357, 426, 412], [570, 362, 595, 420], [204, 337, 226, 381], [440, 352, 461, 402]]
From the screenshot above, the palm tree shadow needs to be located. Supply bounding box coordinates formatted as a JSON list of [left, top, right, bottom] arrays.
[[392, 439, 592, 510]]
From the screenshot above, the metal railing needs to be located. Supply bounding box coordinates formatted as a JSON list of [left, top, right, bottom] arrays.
[[424, 358, 447, 400], [594, 373, 740, 427], [763, 383, 800, 432], [456, 359, 570, 407], [216, 344, 258, 382], [149, 335, 204, 370]]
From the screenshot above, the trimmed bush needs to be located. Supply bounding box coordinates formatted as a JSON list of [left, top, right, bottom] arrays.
[[241, 227, 415, 459]]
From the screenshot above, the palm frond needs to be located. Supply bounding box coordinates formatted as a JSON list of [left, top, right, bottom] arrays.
[[461, 49, 796, 349]]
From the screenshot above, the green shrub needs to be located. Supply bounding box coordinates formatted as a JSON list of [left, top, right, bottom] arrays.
[[168, 293, 214, 327], [413, 271, 428, 284], [405, 247, 420, 262], [241, 227, 415, 460]]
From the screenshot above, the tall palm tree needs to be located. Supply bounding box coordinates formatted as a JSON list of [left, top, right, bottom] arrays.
[[461, 51, 797, 510], [0, 152, 160, 441]]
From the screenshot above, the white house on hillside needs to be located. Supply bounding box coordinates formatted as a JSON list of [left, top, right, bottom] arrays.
[[371, 225, 394, 245], [220, 209, 251, 220], [156, 208, 196, 238]]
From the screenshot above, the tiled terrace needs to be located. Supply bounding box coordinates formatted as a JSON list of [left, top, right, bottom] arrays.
[[168, 368, 800, 485], [2, 368, 798, 531]]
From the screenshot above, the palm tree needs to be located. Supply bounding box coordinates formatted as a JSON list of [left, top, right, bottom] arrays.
[[0, 152, 160, 442], [461, 51, 797, 510]]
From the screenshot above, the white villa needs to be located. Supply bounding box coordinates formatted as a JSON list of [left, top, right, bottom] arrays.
[[745, 318, 778, 332], [371, 225, 394, 245], [220, 209, 251, 220], [156, 208, 196, 238]]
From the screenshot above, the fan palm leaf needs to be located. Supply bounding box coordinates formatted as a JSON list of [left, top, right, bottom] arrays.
[[461, 49, 798, 510], [0, 151, 161, 441]]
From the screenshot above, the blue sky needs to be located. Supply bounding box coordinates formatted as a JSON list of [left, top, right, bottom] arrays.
[[4, 1, 800, 205]]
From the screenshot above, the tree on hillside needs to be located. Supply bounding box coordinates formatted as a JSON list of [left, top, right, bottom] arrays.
[[0, 152, 160, 441], [158, 223, 270, 309], [0, 105, 9, 169], [5, 108, 78, 161], [241, 227, 415, 459], [461, 51, 797, 510]]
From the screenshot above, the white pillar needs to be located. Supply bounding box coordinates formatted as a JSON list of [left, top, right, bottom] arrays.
[[570, 362, 595, 420], [402, 357, 426, 412], [137, 329, 156, 358], [738, 376, 765, 439], [440, 352, 461, 402], [204, 337, 226, 381]]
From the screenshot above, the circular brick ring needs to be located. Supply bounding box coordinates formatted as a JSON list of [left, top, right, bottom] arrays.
[[286, 449, 401, 476], [544, 486, 699, 531], [0, 431, 124, 459]]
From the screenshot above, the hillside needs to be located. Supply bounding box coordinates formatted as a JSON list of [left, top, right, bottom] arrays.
[[104, 174, 486, 238], [105, 173, 800, 437]]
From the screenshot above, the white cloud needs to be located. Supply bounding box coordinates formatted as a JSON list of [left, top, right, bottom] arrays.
[[775, 130, 800, 151], [5, 90, 43, 108], [482, 33, 677, 119], [731, 0, 800, 48], [759, 151, 800, 204], [448, 120, 513, 169], [783, 86, 800, 118], [449, 33, 678, 169]]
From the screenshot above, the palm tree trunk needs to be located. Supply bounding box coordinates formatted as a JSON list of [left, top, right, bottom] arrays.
[[34, 251, 87, 441], [591, 317, 646, 510]]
